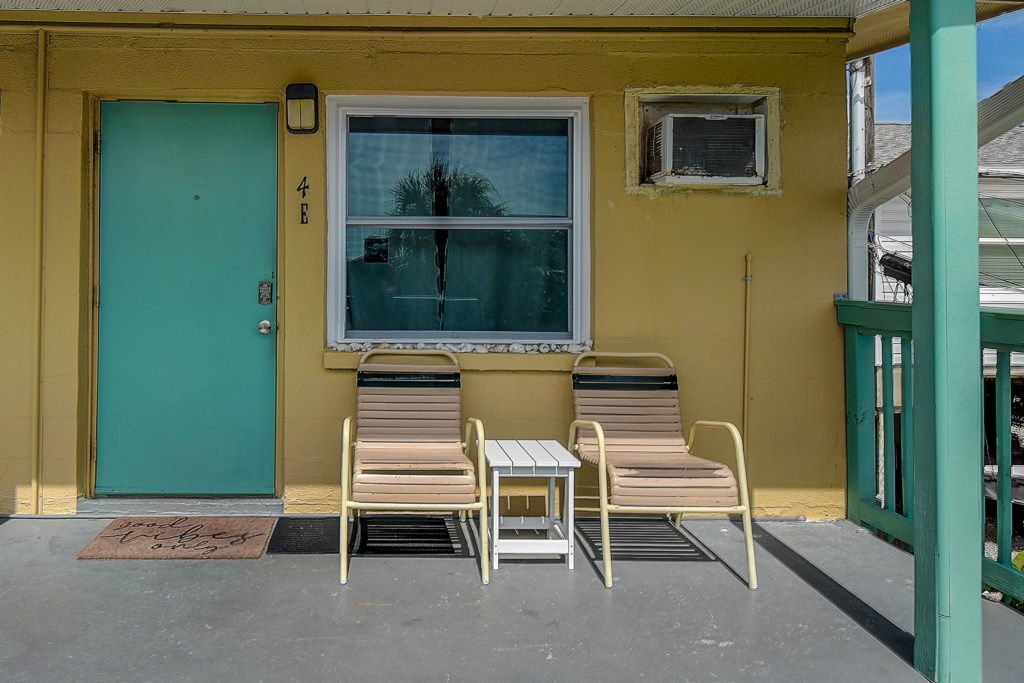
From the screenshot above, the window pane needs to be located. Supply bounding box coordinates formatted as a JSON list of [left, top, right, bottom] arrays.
[[348, 117, 570, 218], [346, 227, 569, 334], [979, 197, 1024, 240], [980, 243, 1024, 289]]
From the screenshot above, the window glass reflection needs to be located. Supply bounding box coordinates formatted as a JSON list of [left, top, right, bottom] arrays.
[[348, 118, 570, 218], [346, 228, 570, 334]]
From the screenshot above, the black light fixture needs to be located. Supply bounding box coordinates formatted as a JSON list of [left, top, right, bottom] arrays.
[[285, 83, 319, 134]]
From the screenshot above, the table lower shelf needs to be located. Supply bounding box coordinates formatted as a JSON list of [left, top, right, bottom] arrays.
[[492, 516, 571, 556]]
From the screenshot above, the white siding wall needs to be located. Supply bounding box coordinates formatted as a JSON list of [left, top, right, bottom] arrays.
[[872, 178, 1024, 310]]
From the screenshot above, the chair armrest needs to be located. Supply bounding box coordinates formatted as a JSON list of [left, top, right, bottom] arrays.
[[360, 348, 459, 366], [687, 420, 750, 502], [568, 419, 606, 469], [573, 351, 674, 368], [464, 417, 487, 482], [687, 420, 742, 457], [341, 417, 354, 502]]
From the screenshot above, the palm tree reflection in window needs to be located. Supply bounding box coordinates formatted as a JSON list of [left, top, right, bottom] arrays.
[[388, 157, 508, 329]]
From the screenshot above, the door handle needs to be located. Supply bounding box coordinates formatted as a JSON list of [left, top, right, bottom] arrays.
[[258, 320, 272, 335]]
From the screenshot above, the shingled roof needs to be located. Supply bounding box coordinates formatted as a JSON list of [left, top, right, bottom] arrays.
[[872, 122, 1024, 170]]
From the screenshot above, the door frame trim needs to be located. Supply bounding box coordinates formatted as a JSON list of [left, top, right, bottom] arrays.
[[87, 95, 286, 498]]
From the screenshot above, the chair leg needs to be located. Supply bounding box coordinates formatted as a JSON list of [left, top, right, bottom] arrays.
[[340, 500, 350, 585], [594, 459, 614, 588], [741, 507, 758, 590], [673, 513, 683, 526], [479, 506, 490, 585], [599, 500, 613, 588]]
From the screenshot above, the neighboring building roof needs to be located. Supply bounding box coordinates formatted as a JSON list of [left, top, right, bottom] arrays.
[[872, 124, 911, 166], [0, 0, 904, 18], [872, 122, 1024, 171]]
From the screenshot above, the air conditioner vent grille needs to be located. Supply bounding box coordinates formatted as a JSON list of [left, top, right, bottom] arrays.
[[646, 120, 663, 178], [671, 117, 757, 178]]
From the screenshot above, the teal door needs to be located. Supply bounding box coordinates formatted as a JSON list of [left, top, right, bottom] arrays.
[[96, 101, 278, 494]]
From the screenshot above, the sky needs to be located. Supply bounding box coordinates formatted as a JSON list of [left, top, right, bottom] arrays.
[[874, 10, 1024, 123]]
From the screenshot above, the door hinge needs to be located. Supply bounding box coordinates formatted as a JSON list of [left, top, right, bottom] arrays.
[[91, 438, 97, 463], [94, 131, 101, 156], [93, 285, 100, 308]]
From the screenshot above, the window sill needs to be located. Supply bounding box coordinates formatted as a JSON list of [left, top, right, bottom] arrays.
[[627, 182, 782, 197], [323, 350, 579, 372]]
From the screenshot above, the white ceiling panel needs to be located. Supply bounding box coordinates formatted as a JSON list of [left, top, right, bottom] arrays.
[[0, 0, 907, 19]]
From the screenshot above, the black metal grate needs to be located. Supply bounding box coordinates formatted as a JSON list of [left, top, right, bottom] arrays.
[[671, 116, 758, 178], [267, 517, 340, 554], [267, 515, 474, 557], [575, 516, 714, 562]]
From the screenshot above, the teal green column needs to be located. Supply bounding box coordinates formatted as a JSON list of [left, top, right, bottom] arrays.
[[910, 1, 983, 680]]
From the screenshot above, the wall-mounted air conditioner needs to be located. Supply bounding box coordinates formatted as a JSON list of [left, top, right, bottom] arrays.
[[646, 113, 766, 185]]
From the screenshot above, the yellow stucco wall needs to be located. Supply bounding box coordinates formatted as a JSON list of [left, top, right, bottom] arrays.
[[0, 15, 851, 518]]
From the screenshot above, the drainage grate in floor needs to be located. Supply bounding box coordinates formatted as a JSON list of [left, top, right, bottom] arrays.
[[266, 517, 340, 554], [267, 515, 475, 557], [575, 516, 714, 562]]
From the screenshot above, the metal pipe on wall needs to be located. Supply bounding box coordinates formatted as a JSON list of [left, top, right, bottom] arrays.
[[742, 254, 752, 443], [30, 29, 48, 514], [847, 59, 869, 300]]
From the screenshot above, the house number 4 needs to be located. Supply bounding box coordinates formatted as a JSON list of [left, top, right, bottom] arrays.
[[296, 176, 310, 224]]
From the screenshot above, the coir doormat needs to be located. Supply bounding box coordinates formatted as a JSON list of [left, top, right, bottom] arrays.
[[77, 516, 277, 560]]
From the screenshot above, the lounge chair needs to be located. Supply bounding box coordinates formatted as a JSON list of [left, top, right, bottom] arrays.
[[568, 352, 757, 589], [340, 349, 488, 584]]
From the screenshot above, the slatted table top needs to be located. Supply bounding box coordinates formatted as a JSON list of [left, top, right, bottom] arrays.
[[485, 440, 580, 475]]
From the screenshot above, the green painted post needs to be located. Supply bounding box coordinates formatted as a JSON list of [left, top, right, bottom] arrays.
[[845, 327, 877, 524], [910, 1, 983, 680]]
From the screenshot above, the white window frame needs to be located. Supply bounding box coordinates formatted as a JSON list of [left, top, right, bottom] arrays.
[[327, 95, 590, 345]]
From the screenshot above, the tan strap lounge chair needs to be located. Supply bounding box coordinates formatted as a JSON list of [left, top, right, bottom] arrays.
[[568, 352, 757, 589], [340, 349, 488, 585]]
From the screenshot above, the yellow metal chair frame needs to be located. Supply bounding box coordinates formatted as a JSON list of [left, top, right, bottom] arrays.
[[568, 352, 757, 589], [340, 349, 489, 585]]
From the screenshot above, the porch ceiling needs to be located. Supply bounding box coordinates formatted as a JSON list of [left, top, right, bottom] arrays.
[[0, 0, 904, 19], [847, 1, 1024, 60], [4, 2, 1021, 62]]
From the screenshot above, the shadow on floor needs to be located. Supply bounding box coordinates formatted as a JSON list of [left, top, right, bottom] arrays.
[[751, 521, 915, 666]]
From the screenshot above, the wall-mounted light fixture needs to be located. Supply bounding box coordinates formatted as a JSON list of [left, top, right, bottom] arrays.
[[285, 83, 319, 134]]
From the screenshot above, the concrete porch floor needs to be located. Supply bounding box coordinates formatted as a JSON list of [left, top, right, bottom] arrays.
[[0, 517, 1020, 683]]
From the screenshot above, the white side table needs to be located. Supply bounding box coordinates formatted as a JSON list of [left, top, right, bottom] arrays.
[[485, 439, 581, 569]]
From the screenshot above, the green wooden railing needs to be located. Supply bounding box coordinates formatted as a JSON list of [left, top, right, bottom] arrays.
[[837, 300, 1024, 602]]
